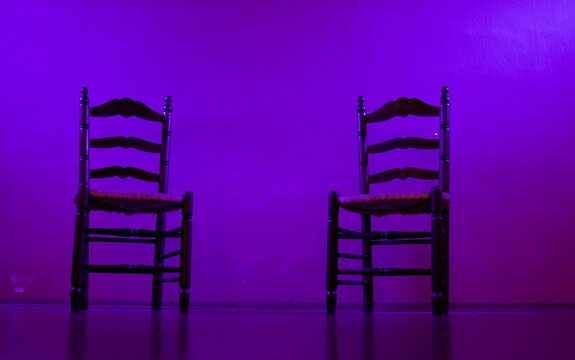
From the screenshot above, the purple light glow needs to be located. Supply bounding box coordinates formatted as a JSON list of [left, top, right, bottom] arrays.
[[0, 0, 574, 305]]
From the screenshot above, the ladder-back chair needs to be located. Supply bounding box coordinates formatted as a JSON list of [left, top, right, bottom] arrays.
[[326, 87, 450, 316], [71, 87, 193, 313]]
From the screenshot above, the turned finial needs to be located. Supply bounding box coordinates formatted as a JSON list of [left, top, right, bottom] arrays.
[[441, 86, 449, 105], [357, 96, 365, 114], [164, 95, 172, 113], [80, 87, 89, 105]]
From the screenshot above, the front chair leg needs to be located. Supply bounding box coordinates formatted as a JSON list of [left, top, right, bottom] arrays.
[[326, 191, 339, 314], [360, 214, 373, 313], [179, 191, 193, 314], [152, 276, 163, 311], [152, 213, 167, 311]]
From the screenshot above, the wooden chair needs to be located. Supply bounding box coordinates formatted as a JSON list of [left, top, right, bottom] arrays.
[[326, 87, 450, 316], [71, 87, 193, 313]]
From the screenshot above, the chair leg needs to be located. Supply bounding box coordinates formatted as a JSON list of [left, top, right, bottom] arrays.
[[80, 279, 89, 310], [80, 248, 89, 310], [361, 215, 373, 313], [71, 209, 88, 312], [431, 187, 444, 316], [152, 214, 167, 311], [70, 290, 82, 312], [362, 273, 374, 313], [179, 290, 190, 313], [441, 211, 450, 314], [81, 219, 90, 311], [179, 192, 193, 314], [151, 276, 163, 311], [326, 292, 337, 315], [326, 191, 339, 314]]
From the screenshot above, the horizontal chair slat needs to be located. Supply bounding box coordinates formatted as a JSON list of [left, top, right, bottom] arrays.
[[159, 277, 180, 283], [90, 166, 160, 182], [339, 230, 431, 240], [337, 228, 357, 234], [382, 231, 431, 239], [368, 167, 438, 184], [363, 97, 439, 123], [338, 252, 366, 260], [338, 267, 431, 276], [88, 228, 182, 238], [160, 250, 181, 260], [88, 237, 156, 244], [90, 98, 164, 122], [337, 280, 368, 286], [91, 136, 162, 153], [367, 137, 438, 155], [371, 239, 431, 245], [86, 265, 180, 274]]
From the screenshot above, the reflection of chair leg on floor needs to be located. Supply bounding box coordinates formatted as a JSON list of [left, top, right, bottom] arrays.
[[67, 313, 87, 359], [432, 316, 451, 360], [70, 88, 193, 312], [326, 87, 451, 315], [150, 311, 190, 359]]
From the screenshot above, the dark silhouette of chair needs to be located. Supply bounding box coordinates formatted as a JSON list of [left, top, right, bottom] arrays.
[[71, 87, 192, 313], [326, 87, 450, 316]]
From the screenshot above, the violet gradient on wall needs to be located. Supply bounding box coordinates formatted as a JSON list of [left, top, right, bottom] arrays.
[[0, 0, 574, 304]]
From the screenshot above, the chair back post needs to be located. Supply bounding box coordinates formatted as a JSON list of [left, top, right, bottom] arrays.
[[357, 96, 373, 311], [152, 96, 172, 309], [78, 87, 90, 208], [159, 96, 172, 194], [439, 87, 450, 194], [357, 96, 368, 195]]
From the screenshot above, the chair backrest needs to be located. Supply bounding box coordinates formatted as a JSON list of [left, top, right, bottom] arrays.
[[77, 87, 172, 205], [356, 87, 450, 195]]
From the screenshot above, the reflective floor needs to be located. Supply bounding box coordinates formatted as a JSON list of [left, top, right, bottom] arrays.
[[0, 305, 574, 359]]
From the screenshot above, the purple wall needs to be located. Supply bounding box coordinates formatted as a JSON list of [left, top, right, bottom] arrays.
[[1, 0, 574, 305]]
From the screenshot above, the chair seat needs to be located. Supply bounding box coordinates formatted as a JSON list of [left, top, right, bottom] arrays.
[[339, 192, 450, 216], [80, 189, 183, 214]]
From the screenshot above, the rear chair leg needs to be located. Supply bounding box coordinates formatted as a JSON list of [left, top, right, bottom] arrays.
[[80, 268, 89, 310], [81, 224, 90, 311], [71, 209, 88, 311], [441, 211, 450, 314], [431, 187, 443, 316], [326, 191, 339, 314]]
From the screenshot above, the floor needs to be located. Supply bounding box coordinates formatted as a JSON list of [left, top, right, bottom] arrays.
[[0, 305, 574, 360]]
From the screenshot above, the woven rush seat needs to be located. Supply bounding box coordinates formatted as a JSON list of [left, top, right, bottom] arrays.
[[339, 192, 450, 216], [83, 189, 183, 214]]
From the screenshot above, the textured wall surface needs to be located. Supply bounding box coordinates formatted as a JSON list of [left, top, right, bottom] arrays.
[[0, 0, 574, 305]]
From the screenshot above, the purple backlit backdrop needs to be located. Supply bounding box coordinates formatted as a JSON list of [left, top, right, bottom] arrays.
[[0, 0, 574, 305]]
